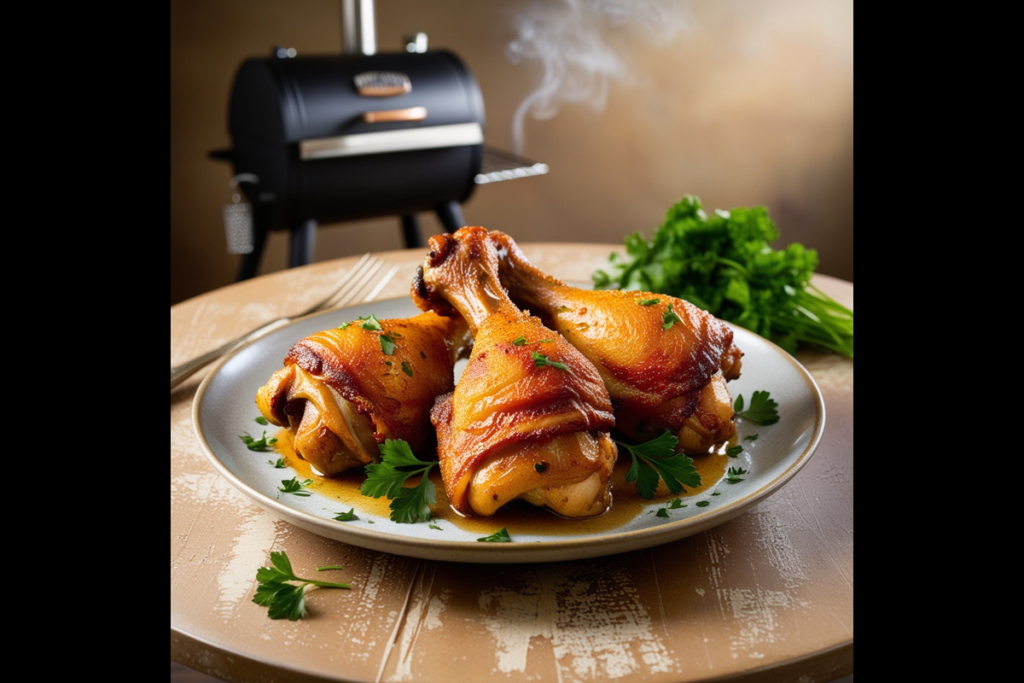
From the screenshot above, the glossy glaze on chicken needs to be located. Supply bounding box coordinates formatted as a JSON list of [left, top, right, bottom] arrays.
[[412, 227, 617, 518], [487, 230, 743, 454], [256, 311, 470, 476]]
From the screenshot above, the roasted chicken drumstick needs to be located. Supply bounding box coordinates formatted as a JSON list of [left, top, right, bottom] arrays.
[[413, 226, 617, 518], [256, 311, 470, 476], [488, 230, 742, 454]]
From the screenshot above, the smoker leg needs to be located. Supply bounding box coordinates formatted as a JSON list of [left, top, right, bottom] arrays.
[[400, 214, 423, 248], [434, 201, 465, 234], [289, 218, 317, 268], [236, 219, 269, 282]]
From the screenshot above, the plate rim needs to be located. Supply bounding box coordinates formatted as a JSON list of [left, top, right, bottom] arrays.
[[192, 296, 826, 563]]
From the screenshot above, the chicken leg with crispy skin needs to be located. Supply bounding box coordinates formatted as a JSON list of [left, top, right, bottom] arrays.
[[412, 226, 617, 518], [488, 230, 743, 454], [256, 311, 470, 476]]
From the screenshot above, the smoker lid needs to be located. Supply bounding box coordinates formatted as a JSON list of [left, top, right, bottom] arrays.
[[228, 50, 485, 146]]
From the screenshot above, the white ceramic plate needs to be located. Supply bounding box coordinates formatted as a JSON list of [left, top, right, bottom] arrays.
[[193, 296, 824, 563]]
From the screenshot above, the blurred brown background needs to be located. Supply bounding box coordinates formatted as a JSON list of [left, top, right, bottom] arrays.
[[171, 0, 853, 306]]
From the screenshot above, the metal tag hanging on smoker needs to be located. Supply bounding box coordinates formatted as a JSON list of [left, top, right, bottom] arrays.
[[222, 174, 257, 255]]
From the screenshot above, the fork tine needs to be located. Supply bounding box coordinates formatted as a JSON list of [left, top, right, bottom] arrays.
[[314, 255, 379, 313], [333, 258, 384, 308], [361, 264, 399, 303]]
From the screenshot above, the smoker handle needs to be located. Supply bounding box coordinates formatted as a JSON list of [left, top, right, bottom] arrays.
[[362, 107, 427, 123]]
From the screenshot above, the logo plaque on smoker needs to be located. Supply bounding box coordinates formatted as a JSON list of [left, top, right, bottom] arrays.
[[354, 71, 412, 97]]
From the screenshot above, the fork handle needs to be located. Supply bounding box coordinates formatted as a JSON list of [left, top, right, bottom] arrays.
[[171, 318, 290, 390]]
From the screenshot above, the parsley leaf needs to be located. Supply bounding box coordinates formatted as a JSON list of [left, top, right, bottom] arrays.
[[278, 478, 313, 497], [401, 361, 413, 377], [338, 322, 351, 330], [662, 304, 683, 330], [638, 298, 660, 306], [734, 391, 780, 425], [269, 458, 288, 468], [744, 434, 759, 442], [532, 351, 570, 371], [656, 498, 687, 516], [360, 439, 437, 523], [429, 524, 443, 530], [379, 333, 396, 355], [240, 431, 278, 452], [253, 551, 349, 620], [477, 527, 512, 542], [695, 500, 710, 507], [616, 431, 701, 499], [512, 335, 526, 346], [359, 314, 382, 331], [332, 508, 358, 521], [726, 445, 743, 458], [726, 466, 747, 483], [255, 416, 269, 425]]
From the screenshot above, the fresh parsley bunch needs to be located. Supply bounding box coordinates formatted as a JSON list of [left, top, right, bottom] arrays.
[[594, 195, 853, 358]]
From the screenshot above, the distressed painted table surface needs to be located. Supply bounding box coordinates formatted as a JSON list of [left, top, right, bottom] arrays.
[[171, 245, 853, 683]]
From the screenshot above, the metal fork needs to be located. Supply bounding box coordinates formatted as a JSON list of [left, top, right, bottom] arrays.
[[171, 254, 399, 389]]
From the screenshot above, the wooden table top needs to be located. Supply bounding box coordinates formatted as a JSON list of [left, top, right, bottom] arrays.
[[171, 244, 853, 683]]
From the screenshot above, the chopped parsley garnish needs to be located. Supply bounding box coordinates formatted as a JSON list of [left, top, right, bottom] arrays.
[[338, 322, 351, 330], [512, 335, 526, 346], [539, 338, 553, 343], [317, 565, 343, 571], [269, 458, 288, 469], [656, 498, 687, 516], [332, 508, 358, 521], [359, 439, 437, 523], [662, 304, 683, 330], [379, 333, 396, 355], [401, 361, 413, 377], [534, 462, 547, 473], [616, 431, 701, 500], [278, 478, 313, 497], [359, 314, 383, 331], [695, 500, 710, 507], [734, 391, 780, 425], [638, 298, 660, 306], [725, 466, 748, 483], [726, 445, 743, 458], [252, 551, 349, 621], [240, 431, 278, 452], [255, 416, 269, 425], [429, 524, 442, 530], [532, 351, 569, 371], [477, 527, 512, 542], [744, 434, 759, 442]]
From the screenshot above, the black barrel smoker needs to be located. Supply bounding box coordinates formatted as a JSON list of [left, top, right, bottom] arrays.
[[211, 1, 546, 281]]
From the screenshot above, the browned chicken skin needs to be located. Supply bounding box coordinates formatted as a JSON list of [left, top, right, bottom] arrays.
[[256, 311, 470, 476], [487, 230, 743, 454], [413, 227, 617, 518]]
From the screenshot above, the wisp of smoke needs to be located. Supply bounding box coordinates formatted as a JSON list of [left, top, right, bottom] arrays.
[[506, 0, 690, 154]]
